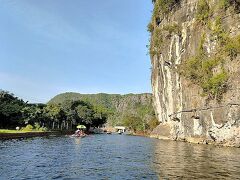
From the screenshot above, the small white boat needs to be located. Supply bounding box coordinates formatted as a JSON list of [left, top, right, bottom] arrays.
[[71, 134, 86, 138], [118, 130, 123, 135]]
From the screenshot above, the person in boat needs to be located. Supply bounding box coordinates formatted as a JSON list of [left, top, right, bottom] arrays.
[[75, 129, 86, 137], [75, 129, 80, 136], [79, 130, 86, 137]]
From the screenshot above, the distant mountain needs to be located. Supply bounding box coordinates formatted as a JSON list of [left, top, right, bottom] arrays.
[[48, 92, 155, 126]]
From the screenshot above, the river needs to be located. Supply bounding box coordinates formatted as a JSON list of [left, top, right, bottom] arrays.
[[0, 134, 240, 179]]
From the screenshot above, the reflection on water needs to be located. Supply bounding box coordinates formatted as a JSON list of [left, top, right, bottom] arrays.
[[74, 137, 81, 145], [0, 135, 240, 179], [152, 140, 240, 179]]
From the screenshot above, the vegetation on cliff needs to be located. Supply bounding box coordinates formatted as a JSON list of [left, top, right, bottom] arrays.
[[148, 0, 181, 57], [152, 0, 179, 16], [179, 32, 230, 101], [196, 0, 211, 23], [149, 0, 240, 101], [181, 3, 240, 101]]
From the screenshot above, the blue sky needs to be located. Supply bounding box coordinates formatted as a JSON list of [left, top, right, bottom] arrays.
[[0, 0, 153, 103]]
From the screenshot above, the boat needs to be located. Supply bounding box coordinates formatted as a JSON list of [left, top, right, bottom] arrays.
[[71, 134, 86, 138], [71, 124, 87, 138], [118, 130, 123, 135]]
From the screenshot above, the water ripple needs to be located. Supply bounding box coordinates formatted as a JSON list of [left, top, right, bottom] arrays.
[[0, 135, 240, 179]]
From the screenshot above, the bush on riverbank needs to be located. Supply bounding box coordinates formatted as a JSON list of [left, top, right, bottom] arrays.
[[123, 115, 159, 134], [20, 123, 48, 132]]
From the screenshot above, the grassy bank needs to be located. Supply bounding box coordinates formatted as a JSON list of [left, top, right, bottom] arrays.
[[0, 129, 74, 140], [0, 129, 46, 134]]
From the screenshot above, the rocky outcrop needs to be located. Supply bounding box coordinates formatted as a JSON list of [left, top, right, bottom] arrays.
[[150, 0, 240, 147]]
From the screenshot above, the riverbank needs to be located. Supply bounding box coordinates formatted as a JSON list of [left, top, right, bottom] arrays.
[[149, 134, 240, 148], [128, 131, 150, 137], [149, 123, 240, 148], [126, 129, 240, 148], [0, 131, 74, 140]]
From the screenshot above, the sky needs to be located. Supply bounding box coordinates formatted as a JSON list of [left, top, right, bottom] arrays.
[[0, 0, 153, 103]]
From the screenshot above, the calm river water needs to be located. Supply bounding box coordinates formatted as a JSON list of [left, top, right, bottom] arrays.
[[0, 134, 240, 179]]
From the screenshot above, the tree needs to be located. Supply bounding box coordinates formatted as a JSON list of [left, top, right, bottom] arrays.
[[22, 104, 49, 128], [44, 104, 66, 129], [76, 105, 94, 126], [123, 115, 143, 133], [0, 91, 25, 128], [147, 117, 160, 131], [0, 90, 109, 130]]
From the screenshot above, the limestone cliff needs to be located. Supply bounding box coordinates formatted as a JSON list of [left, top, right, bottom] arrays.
[[149, 0, 240, 147]]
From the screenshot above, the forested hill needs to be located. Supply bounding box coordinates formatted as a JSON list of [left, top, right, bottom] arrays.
[[49, 92, 152, 109], [49, 92, 155, 127]]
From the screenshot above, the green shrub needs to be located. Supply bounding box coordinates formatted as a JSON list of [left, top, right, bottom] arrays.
[[163, 23, 181, 35], [153, 2, 160, 19], [123, 115, 143, 133], [218, 0, 231, 9], [149, 24, 182, 58], [34, 122, 41, 130], [149, 28, 163, 57], [211, 17, 229, 45], [147, 118, 160, 131], [180, 34, 207, 82], [21, 124, 47, 132], [196, 0, 211, 23], [180, 33, 228, 101], [181, 55, 227, 100], [38, 127, 48, 132], [157, 0, 178, 14], [180, 56, 202, 82], [147, 22, 154, 33], [218, 0, 240, 10], [152, 0, 179, 23], [149, 0, 181, 57], [22, 124, 34, 131], [202, 71, 228, 100], [224, 35, 240, 59]]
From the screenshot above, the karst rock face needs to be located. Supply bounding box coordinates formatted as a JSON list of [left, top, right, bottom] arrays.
[[149, 0, 240, 147]]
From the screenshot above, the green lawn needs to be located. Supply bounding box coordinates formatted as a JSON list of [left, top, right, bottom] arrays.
[[0, 129, 45, 134]]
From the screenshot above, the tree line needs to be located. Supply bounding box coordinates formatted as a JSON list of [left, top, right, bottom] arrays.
[[0, 91, 107, 130]]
